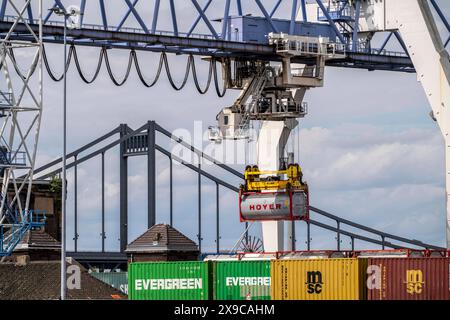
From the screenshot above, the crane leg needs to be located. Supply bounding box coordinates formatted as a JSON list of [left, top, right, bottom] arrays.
[[257, 119, 297, 252], [446, 144, 450, 249], [379, 0, 450, 249]]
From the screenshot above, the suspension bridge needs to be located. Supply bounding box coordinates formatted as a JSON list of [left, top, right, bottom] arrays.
[[0, 0, 448, 266]]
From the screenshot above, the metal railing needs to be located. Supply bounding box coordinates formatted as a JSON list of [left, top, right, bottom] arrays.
[[3, 15, 221, 41], [350, 41, 410, 57], [0, 92, 12, 107], [273, 38, 346, 58], [317, 5, 353, 21], [253, 100, 308, 117], [0, 210, 46, 256], [0, 148, 26, 167]]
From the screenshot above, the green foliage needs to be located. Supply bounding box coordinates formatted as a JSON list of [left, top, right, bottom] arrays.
[[49, 176, 62, 194]]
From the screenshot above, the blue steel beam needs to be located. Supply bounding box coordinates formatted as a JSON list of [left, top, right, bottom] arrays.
[[394, 31, 410, 57], [430, 0, 450, 34], [255, 0, 279, 33], [80, 0, 86, 27], [315, 0, 346, 44], [44, 0, 66, 23], [0, 1, 419, 72], [169, 0, 178, 36], [151, 0, 160, 34], [0, 18, 415, 72], [236, 0, 242, 16], [186, 0, 213, 38], [190, 0, 219, 39], [3, 22, 273, 53], [0, 1, 5, 20], [352, 0, 361, 52], [123, 0, 149, 34], [116, 0, 139, 32], [290, 0, 298, 36], [221, 0, 231, 40], [446, 36, 450, 48], [378, 32, 393, 54], [99, 0, 108, 30], [339, 0, 349, 14], [26, 0, 33, 22], [270, 0, 283, 18], [300, 0, 307, 22]]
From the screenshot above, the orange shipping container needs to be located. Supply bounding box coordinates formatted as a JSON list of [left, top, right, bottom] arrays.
[[271, 259, 366, 300]]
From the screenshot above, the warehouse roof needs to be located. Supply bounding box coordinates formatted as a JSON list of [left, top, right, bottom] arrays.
[[0, 260, 126, 300], [126, 224, 199, 253]]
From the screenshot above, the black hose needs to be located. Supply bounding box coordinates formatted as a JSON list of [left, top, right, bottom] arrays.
[[191, 56, 213, 94], [132, 50, 164, 88], [103, 48, 133, 86], [213, 59, 227, 97], [72, 45, 104, 84], [162, 52, 191, 91], [42, 45, 74, 82], [10, 44, 227, 97]]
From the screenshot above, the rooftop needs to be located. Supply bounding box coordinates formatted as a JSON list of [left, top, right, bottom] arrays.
[[126, 224, 199, 253], [0, 260, 126, 300]]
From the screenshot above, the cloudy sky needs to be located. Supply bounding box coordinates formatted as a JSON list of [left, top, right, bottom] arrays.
[[4, 0, 450, 253]]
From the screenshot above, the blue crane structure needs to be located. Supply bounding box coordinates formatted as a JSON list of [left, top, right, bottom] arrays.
[[0, 0, 449, 261], [1, 0, 448, 73]]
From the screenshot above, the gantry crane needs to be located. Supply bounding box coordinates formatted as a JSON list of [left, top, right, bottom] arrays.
[[209, 33, 346, 251], [210, 0, 450, 251], [0, 0, 448, 255]]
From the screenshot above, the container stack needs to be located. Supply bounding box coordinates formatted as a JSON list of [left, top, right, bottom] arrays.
[[366, 258, 449, 300], [127, 255, 450, 300], [128, 261, 212, 300], [271, 259, 366, 300]]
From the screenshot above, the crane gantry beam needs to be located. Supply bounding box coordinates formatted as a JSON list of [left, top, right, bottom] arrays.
[[2, 0, 447, 72]]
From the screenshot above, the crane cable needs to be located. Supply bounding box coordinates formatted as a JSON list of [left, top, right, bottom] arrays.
[[36, 44, 227, 97]]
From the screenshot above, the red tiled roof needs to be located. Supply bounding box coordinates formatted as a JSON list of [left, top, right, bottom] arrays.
[[126, 224, 198, 253]]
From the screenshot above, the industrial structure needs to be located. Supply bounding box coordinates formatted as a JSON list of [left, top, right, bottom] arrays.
[[0, 0, 449, 268]]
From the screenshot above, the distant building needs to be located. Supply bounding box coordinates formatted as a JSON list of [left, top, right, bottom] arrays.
[[2, 178, 62, 241], [0, 178, 126, 300], [126, 224, 199, 262]]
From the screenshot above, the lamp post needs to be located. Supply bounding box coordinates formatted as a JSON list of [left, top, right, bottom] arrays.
[[48, 4, 80, 301]]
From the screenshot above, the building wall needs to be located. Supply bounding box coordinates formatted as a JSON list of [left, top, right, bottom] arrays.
[[4, 179, 62, 241], [127, 252, 199, 263]]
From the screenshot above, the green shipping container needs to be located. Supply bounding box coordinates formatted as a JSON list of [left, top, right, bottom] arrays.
[[128, 261, 212, 300], [213, 261, 271, 300], [91, 272, 128, 295]]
